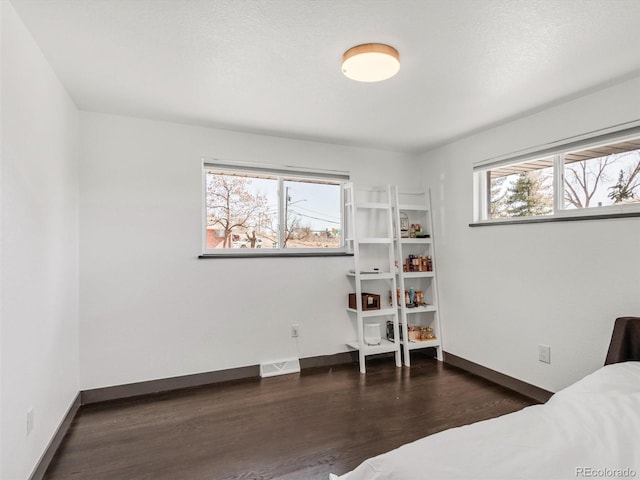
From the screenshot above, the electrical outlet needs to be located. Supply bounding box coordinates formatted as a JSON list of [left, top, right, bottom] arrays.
[[26, 408, 34, 436], [291, 324, 300, 338], [538, 344, 551, 364]]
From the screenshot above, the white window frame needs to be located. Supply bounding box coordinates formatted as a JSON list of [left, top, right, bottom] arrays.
[[201, 158, 350, 256], [473, 122, 640, 224]]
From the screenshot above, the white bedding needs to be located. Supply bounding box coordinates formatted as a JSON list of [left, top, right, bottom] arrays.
[[331, 362, 640, 480]]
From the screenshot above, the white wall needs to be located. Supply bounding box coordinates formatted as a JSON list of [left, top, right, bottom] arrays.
[[421, 75, 640, 393], [1, 2, 80, 479], [79, 112, 417, 390]]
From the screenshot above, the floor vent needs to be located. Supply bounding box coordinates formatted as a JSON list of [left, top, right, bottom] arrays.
[[260, 358, 301, 378]]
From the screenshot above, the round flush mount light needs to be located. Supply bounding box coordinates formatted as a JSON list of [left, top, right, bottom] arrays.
[[341, 43, 400, 82]]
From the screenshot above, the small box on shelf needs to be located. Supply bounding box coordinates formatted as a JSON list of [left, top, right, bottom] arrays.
[[349, 293, 381, 311]]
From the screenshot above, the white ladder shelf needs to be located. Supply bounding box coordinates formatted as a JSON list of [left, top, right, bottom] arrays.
[[392, 187, 443, 366], [344, 183, 402, 374]]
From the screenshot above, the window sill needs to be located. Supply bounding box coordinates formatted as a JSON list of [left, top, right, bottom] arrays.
[[470, 210, 640, 227], [198, 251, 354, 259]]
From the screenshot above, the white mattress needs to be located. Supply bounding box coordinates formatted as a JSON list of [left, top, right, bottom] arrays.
[[331, 362, 640, 480]]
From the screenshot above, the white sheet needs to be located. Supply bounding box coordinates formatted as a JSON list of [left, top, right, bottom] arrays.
[[331, 362, 640, 480]]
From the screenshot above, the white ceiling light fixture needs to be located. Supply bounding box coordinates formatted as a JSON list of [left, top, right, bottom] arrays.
[[341, 43, 400, 82]]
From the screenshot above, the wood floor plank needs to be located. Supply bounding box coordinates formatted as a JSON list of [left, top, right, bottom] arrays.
[[44, 355, 536, 480]]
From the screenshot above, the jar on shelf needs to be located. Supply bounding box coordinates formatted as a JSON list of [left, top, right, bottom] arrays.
[[420, 326, 435, 340], [408, 326, 419, 341], [364, 323, 381, 346]]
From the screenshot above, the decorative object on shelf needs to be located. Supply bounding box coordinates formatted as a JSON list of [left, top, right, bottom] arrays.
[[418, 326, 436, 341], [402, 288, 424, 308], [399, 212, 409, 238], [364, 323, 382, 345], [386, 321, 395, 340], [349, 293, 381, 311], [426, 326, 436, 339], [409, 224, 416, 238]]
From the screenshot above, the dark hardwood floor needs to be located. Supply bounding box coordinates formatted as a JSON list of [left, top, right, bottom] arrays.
[[44, 354, 537, 480]]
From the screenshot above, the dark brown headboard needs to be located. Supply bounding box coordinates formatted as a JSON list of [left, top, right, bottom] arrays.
[[605, 317, 640, 365]]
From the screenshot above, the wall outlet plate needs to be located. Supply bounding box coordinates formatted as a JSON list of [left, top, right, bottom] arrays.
[[538, 344, 551, 364]]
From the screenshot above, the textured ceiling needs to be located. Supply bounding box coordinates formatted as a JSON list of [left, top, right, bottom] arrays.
[[10, 0, 640, 153]]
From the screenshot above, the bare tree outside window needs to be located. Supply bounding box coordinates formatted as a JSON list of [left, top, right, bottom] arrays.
[[607, 158, 640, 203], [564, 156, 615, 209], [564, 149, 640, 209], [205, 172, 271, 247]]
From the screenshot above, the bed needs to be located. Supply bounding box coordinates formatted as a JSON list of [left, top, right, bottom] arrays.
[[330, 317, 640, 480]]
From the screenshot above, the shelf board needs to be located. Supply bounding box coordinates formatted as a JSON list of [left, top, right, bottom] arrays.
[[398, 204, 429, 211], [402, 271, 435, 278], [347, 307, 396, 317], [401, 305, 437, 314], [400, 237, 432, 244], [403, 339, 440, 350], [347, 272, 394, 280], [346, 339, 399, 355], [359, 238, 392, 244], [355, 202, 389, 209]]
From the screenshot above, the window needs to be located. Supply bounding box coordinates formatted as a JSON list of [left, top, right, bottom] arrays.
[[202, 160, 348, 255], [474, 128, 640, 223]]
